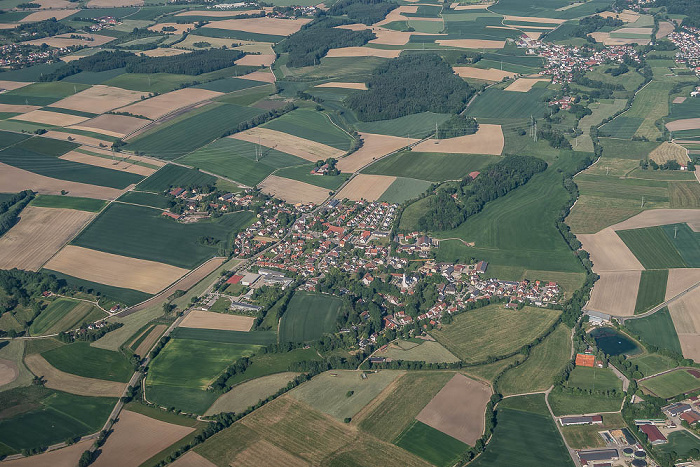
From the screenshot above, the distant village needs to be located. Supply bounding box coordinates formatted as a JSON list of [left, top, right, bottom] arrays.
[[668, 26, 700, 78]]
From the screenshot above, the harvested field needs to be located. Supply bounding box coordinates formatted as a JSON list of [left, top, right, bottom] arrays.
[[24, 353, 126, 397], [453, 67, 516, 81], [0, 438, 92, 467], [201, 17, 312, 36], [0, 161, 123, 199], [502, 15, 565, 24], [41, 131, 113, 148], [666, 269, 700, 300], [504, 77, 550, 92], [416, 373, 491, 445], [134, 324, 166, 357], [258, 175, 329, 204], [24, 33, 115, 48], [180, 310, 254, 331], [148, 23, 195, 35], [0, 81, 32, 91], [667, 118, 700, 132], [231, 127, 345, 161], [60, 151, 155, 176], [586, 271, 641, 316], [19, 9, 79, 22], [50, 85, 143, 114], [87, 0, 143, 6], [205, 372, 299, 416], [610, 209, 700, 231], [669, 287, 700, 361], [0, 358, 18, 387], [141, 48, 191, 57], [326, 47, 401, 58], [336, 133, 416, 172], [72, 114, 149, 138], [336, 174, 396, 201], [92, 410, 195, 467], [578, 228, 644, 272], [316, 82, 368, 90], [649, 142, 689, 164], [118, 88, 223, 120], [617, 27, 653, 35], [0, 103, 40, 113], [11, 109, 89, 126], [657, 21, 674, 38], [240, 70, 276, 83], [45, 245, 189, 294], [412, 124, 503, 155], [236, 54, 275, 66], [599, 10, 640, 23], [589, 32, 650, 45], [0, 206, 94, 271], [436, 39, 504, 48], [170, 451, 217, 467]]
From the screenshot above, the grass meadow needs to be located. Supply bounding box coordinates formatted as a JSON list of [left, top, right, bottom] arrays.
[[662, 223, 700, 267], [626, 308, 683, 355], [657, 430, 700, 457], [395, 420, 469, 467], [42, 342, 133, 382], [279, 292, 345, 343], [274, 165, 350, 190], [634, 270, 669, 314], [564, 367, 622, 392], [0, 82, 90, 106], [629, 353, 678, 377], [465, 86, 551, 119], [618, 226, 687, 269], [43, 269, 152, 307], [30, 194, 106, 212], [117, 191, 172, 209], [560, 413, 626, 450], [363, 151, 498, 182], [137, 164, 217, 193], [380, 177, 433, 204], [640, 369, 700, 399], [170, 327, 277, 345], [548, 391, 623, 415], [224, 348, 321, 387], [354, 112, 452, 138], [263, 108, 354, 151]]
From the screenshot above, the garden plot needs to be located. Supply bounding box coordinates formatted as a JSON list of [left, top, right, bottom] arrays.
[[118, 88, 224, 120], [24, 354, 126, 398], [452, 67, 516, 81], [201, 17, 312, 36], [504, 77, 550, 92], [436, 39, 505, 48], [60, 150, 155, 176], [258, 175, 329, 204], [72, 114, 149, 138], [336, 133, 416, 173], [232, 127, 346, 161], [412, 124, 503, 155], [586, 271, 641, 316], [236, 54, 275, 66], [326, 47, 401, 58], [11, 109, 89, 127], [0, 206, 94, 271], [336, 174, 396, 201], [180, 310, 254, 332], [50, 85, 144, 114], [415, 373, 491, 445]]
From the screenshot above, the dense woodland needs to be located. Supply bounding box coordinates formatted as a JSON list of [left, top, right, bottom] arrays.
[[0, 19, 73, 44], [436, 115, 479, 139], [653, 0, 700, 27], [346, 54, 474, 121], [328, 0, 398, 25], [277, 19, 375, 67], [573, 14, 624, 37], [417, 155, 548, 230]]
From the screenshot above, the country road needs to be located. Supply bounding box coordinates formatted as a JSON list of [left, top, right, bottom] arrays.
[[613, 279, 700, 323]]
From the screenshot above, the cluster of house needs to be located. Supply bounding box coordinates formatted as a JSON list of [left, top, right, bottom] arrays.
[[668, 27, 700, 77], [549, 95, 575, 110], [86, 16, 118, 32], [0, 43, 75, 68], [516, 36, 640, 83], [395, 233, 440, 257]]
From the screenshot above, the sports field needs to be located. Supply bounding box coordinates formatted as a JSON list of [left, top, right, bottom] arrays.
[[564, 366, 622, 392], [640, 369, 700, 398], [362, 151, 498, 182], [629, 353, 677, 378], [72, 203, 253, 269], [278, 292, 344, 342], [634, 270, 668, 314], [395, 420, 469, 467], [41, 342, 133, 382], [29, 298, 105, 336], [626, 308, 683, 354], [431, 304, 561, 363]]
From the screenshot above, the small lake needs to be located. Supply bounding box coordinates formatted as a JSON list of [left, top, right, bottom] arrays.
[[589, 327, 641, 356]]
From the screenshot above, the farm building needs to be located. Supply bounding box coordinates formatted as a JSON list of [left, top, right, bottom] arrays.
[[577, 449, 619, 465], [575, 353, 596, 368], [638, 425, 667, 445], [240, 273, 261, 286], [475, 260, 488, 274], [230, 301, 262, 312], [585, 310, 611, 326], [680, 410, 700, 425], [665, 402, 692, 417], [560, 415, 603, 426]]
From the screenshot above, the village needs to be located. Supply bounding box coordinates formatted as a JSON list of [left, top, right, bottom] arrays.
[[668, 26, 700, 77]]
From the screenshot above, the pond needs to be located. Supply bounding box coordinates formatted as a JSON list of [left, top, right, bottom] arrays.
[[589, 327, 641, 356]]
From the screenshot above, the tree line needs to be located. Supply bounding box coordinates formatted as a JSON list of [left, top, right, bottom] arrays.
[[0, 190, 33, 239]]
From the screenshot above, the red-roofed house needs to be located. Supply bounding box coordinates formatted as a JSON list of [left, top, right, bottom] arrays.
[[469, 171, 480, 179]]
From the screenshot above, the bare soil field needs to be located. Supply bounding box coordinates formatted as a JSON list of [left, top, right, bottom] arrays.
[[170, 451, 217, 467], [135, 324, 167, 357], [240, 70, 276, 83], [19, 9, 79, 22], [415, 373, 491, 445], [0, 81, 32, 91], [609, 209, 700, 231], [337, 133, 416, 172], [0, 206, 94, 271], [11, 109, 89, 126], [119, 88, 223, 120], [87, 0, 143, 6], [41, 130, 113, 147], [141, 48, 191, 57], [201, 17, 312, 35], [599, 10, 640, 22], [586, 271, 641, 316], [504, 77, 550, 92], [0, 103, 40, 113], [236, 54, 276, 66], [24, 33, 115, 48], [315, 82, 368, 90], [24, 353, 126, 397], [205, 372, 299, 416], [673, 97, 687, 104], [648, 142, 689, 164], [1, 439, 92, 467], [45, 245, 189, 294], [503, 15, 565, 24], [92, 410, 195, 467], [657, 21, 674, 38], [0, 359, 18, 387], [180, 310, 254, 331], [60, 151, 155, 176], [666, 269, 700, 300], [667, 118, 700, 132], [258, 175, 330, 204], [453, 66, 516, 81], [436, 38, 504, 48], [413, 124, 504, 155], [148, 22, 195, 34], [669, 288, 700, 360], [51, 85, 144, 114], [326, 46, 401, 58], [0, 161, 123, 199], [370, 28, 426, 46], [578, 228, 644, 272], [232, 127, 346, 161], [336, 174, 396, 201], [73, 114, 149, 138], [34, 0, 73, 8]]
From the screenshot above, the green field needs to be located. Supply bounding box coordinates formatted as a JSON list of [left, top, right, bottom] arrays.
[[471, 394, 574, 467], [116, 191, 172, 209], [626, 308, 683, 355], [380, 177, 433, 204], [548, 391, 624, 415], [43, 270, 151, 307], [363, 151, 499, 182], [431, 304, 560, 364], [354, 112, 452, 138], [289, 370, 402, 421], [273, 165, 350, 190], [617, 226, 688, 269], [128, 103, 266, 160], [662, 223, 700, 267], [0, 386, 115, 452], [634, 270, 669, 314], [395, 420, 469, 467], [195, 77, 265, 93], [640, 369, 700, 399], [137, 164, 217, 193], [72, 203, 253, 269], [42, 342, 133, 382], [278, 292, 345, 342], [29, 194, 106, 212], [224, 348, 321, 387], [263, 108, 354, 151], [146, 338, 260, 414], [465, 86, 551, 119], [378, 340, 460, 364], [629, 353, 678, 377], [657, 430, 700, 457], [0, 82, 90, 106], [170, 327, 277, 345], [498, 324, 571, 395], [29, 298, 105, 336], [565, 366, 622, 392]]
